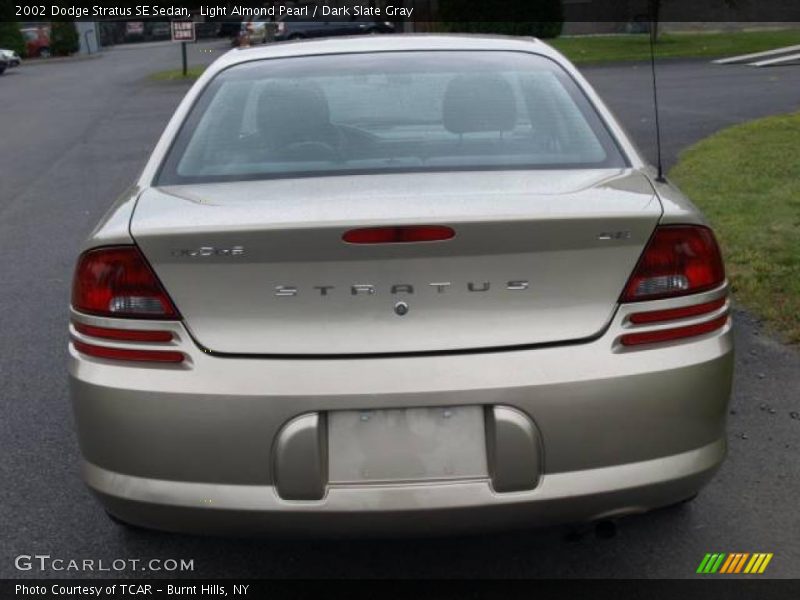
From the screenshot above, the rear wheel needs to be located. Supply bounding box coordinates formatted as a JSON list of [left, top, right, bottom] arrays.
[[664, 493, 698, 510], [635, 492, 701, 517], [105, 510, 147, 531], [38, 47, 50, 58]]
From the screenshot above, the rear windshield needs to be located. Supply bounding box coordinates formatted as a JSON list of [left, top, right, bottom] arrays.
[[157, 50, 627, 185]]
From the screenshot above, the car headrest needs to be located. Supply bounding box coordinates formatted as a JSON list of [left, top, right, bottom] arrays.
[[257, 81, 333, 147], [442, 74, 517, 135]]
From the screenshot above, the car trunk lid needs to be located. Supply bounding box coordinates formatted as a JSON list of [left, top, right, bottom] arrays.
[[131, 169, 660, 355]]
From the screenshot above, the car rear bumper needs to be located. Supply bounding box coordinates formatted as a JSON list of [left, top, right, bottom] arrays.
[[85, 439, 723, 536], [68, 287, 734, 535]]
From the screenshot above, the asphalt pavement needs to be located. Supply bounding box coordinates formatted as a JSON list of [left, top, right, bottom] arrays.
[[1, 40, 798, 579]]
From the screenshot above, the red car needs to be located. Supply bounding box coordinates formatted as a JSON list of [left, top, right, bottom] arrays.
[[21, 28, 50, 58]]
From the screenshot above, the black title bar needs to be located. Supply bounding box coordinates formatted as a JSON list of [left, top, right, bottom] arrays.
[[4, 579, 800, 600], [6, 0, 800, 22]]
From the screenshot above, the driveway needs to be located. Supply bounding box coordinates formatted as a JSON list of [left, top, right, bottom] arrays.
[[0, 44, 798, 579]]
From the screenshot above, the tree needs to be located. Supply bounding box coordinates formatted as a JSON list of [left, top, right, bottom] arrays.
[[50, 22, 80, 57], [0, 1, 26, 56], [437, 0, 564, 39]]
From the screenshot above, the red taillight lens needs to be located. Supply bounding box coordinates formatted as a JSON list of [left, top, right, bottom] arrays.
[[72, 246, 179, 319], [73, 322, 173, 342], [628, 297, 727, 324], [621, 225, 725, 302], [343, 225, 455, 244], [72, 340, 184, 363], [620, 315, 729, 346]]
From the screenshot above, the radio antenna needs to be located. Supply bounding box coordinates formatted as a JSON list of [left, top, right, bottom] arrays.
[[649, 19, 666, 183]]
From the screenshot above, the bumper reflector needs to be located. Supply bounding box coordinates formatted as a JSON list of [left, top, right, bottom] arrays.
[[620, 315, 729, 347], [628, 297, 726, 324], [72, 340, 184, 363], [73, 322, 173, 342]]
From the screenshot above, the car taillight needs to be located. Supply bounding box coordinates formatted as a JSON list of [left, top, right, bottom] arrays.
[[620, 315, 729, 347], [628, 297, 727, 325], [72, 340, 184, 363], [73, 322, 174, 342], [620, 225, 725, 302], [72, 246, 179, 319], [343, 225, 455, 244]]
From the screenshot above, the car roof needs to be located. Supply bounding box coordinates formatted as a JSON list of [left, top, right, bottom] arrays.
[[211, 34, 562, 71]]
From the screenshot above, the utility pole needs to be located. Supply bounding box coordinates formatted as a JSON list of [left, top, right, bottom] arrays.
[[181, 40, 187, 76]]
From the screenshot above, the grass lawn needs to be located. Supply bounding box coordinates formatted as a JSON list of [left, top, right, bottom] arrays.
[[670, 112, 800, 343], [549, 29, 800, 64], [149, 65, 206, 81]]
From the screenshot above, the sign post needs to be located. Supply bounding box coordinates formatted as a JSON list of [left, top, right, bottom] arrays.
[[170, 21, 196, 77]]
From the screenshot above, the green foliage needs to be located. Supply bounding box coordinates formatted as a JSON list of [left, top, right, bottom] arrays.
[[50, 21, 80, 57], [437, 0, 563, 39], [0, 0, 26, 57], [0, 21, 25, 56], [671, 112, 800, 343], [550, 29, 800, 64]]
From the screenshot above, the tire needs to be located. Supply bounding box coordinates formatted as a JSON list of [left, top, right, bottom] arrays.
[[287, 33, 304, 41], [105, 510, 146, 531], [661, 493, 698, 512], [38, 47, 50, 58], [674, 493, 698, 506]]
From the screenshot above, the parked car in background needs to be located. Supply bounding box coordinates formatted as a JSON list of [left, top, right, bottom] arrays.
[[21, 28, 50, 58], [238, 19, 274, 45], [274, 17, 395, 40], [0, 49, 20, 68], [0, 53, 8, 75]]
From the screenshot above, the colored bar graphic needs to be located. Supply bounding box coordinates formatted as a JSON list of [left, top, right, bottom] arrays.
[[721, 553, 743, 574], [697, 553, 726, 574], [744, 554, 760, 574], [700, 552, 773, 575], [719, 554, 736, 574], [734, 553, 750, 573], [758, 554, 773, 573], [710, 553, 726, 573], [704, 554, 720, 573], [697, 554, 713, 573]]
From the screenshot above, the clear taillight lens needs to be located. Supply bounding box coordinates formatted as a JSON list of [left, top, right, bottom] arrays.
[[71, 246, 179, 319], [621, 225, 725, 302]]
